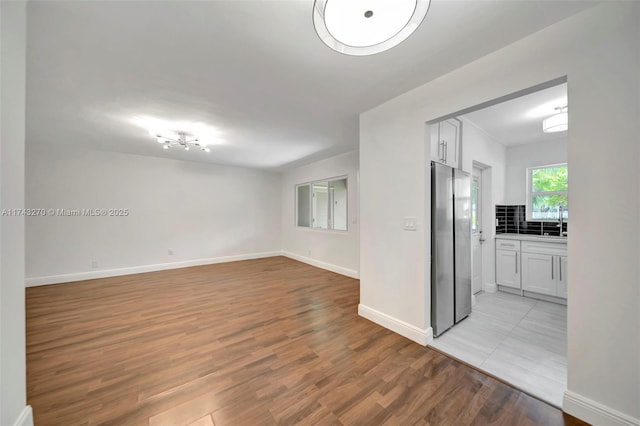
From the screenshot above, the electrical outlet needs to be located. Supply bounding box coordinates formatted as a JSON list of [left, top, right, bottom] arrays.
[[168, 248, 174, 256], [91, 260, 98, 269]]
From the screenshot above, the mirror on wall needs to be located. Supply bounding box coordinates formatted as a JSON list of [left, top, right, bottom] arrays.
[[296, 177, 348, 231]]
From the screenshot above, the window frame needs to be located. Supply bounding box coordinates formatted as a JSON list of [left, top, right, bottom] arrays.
[[295, 175, 348, 232], [526, 163, 568, 222]]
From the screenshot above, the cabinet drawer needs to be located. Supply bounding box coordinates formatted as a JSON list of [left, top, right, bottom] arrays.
[[521, 241, 567, 256], [496, 239, 520, 251]]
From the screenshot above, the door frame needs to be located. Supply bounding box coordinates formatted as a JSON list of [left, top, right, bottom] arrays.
[[472, 161, 496, 294], [471, 165, 483, 294]]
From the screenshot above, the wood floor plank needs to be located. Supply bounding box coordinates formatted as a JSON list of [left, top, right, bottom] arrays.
[[27, 257, 588, 425], [185, 415, 214, 426]]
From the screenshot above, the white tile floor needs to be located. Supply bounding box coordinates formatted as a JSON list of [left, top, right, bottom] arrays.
[[428, 291, 567, 408]]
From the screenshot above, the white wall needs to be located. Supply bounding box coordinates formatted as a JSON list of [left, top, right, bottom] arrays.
[[0, 2, 32, 425], [460, 118, 507, 290], [26, 146, 282, 284], [505, 138, 568, 205], [360, 4, 639, 425], [281, 151, 359, 278]]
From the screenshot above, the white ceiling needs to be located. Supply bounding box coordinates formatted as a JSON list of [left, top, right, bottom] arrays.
[[463, 83, 568, 146], [26, 1, 593, 170]]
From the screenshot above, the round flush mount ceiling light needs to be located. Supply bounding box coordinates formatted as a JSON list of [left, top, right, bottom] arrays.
[[542, 106, 568, 133], [313, 0, 431, 56]]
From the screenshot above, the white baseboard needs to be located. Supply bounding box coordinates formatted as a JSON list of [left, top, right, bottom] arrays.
[[358, 304, 432, 346], [25, 251, 282, 287], [497, 285, 520, 296], [563, 390, 640, 426], [523, 290, 567, 306], [13, 406, 33, 426], [280, 251, 359, 279], [483, 282, 497, 293]]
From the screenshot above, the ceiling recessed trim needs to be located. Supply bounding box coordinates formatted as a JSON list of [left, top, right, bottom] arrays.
[[313, 0, 431, 56]]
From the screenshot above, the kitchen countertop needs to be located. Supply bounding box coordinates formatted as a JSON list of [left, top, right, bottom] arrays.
[[495, 233, 567, 243]]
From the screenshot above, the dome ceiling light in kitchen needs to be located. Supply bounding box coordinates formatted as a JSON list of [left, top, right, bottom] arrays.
[[542, 106, 568, 133], [312, 0, 431, 56]]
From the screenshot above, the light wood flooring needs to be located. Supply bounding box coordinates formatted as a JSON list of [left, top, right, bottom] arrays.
[[27, 257, 586, 425], [429, 291, 567, 408]]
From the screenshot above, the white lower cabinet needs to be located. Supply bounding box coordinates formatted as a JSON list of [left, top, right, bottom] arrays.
[[521, 252, 556, 296], [557, 255, 568, 298], [521, 241, 568, 299], [496, 249, 520, 289], [495, 238, 567, 300], [496, 239, 521, 289]]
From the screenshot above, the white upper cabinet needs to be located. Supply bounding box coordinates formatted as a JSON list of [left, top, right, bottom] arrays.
[[430, 118, 461, 168]]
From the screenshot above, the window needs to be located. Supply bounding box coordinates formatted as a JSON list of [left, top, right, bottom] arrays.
[[526, 164, 568, 221], [296, 177, 347, 231]]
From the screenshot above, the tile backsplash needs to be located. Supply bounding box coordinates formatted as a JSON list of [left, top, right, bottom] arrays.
[[495, 205, 567, 236]]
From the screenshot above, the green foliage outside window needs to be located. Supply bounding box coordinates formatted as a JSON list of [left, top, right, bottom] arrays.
[[529, 164, 568, 220], [531, 165, 568, 192]]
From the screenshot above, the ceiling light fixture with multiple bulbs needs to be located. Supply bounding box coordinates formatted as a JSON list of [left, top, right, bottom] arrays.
[[542, 105, 568, 133], [130, 116, 221, 154], [313, 0, 431, 56], [155, 132, 210, 152]]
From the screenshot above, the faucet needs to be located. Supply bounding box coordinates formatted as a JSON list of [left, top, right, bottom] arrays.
[[557, 205, 567, 236]]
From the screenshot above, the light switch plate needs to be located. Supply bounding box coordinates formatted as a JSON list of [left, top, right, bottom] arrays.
[[403, 217, 417, 231]]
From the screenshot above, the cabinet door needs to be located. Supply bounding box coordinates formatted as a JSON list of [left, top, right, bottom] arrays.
[[496, 249, 520, 289], [430, 123, 443, 164], [521, 252, 556, 296], [430, 119, 460, 167], [440, 119, 460, 168], [557, 255, 568, 298]]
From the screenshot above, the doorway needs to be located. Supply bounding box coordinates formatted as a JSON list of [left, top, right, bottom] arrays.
[[428, 79, 569, 409], [471, 165, 483, 294]]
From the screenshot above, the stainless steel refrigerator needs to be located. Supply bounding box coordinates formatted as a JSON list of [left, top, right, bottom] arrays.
[[431, 162, 471, 337]]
